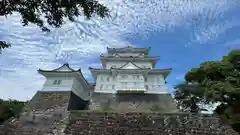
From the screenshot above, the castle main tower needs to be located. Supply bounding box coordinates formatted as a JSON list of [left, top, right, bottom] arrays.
[[89, 46, 171, 94]]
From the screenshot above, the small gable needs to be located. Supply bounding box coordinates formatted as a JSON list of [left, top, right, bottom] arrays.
[[53, 63, 75, 72], [119, 62, 141, 69]]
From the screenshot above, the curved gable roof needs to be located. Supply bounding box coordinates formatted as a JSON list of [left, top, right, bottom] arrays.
[[38, 63, 93, 89], [38, 63, 77, 72], [111, 61, 151, 69]]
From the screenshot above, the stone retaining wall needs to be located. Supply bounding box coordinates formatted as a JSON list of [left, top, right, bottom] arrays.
[[0, 91, 77, 135], [0, 91, 238, 135], [90, 92, 178, 112], [65, 111, 239, 135], [27, 91, 71, 111]]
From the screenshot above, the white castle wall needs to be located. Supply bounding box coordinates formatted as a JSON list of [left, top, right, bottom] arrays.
[[41, 74, 91, 100], [41, 75, 74, 91], [94, 73, 168, 94]]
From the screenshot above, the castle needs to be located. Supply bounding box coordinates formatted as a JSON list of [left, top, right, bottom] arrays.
[[38, 46, 178, 112], [0, 46, 238, 135]]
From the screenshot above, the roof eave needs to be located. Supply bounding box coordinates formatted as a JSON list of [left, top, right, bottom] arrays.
[[75, 69, 94, 89], [107, 46, 151, 54], [38, 70, 77, 77], [88, 67, 99, 80], [150, 68, 172, 78]]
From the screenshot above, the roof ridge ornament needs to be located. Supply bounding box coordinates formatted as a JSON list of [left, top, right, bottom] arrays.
[[63, 62, 69, 66]]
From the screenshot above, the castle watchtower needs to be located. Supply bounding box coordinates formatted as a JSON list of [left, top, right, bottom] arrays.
[[89, 46, 178, 112], [89, 46, 171, 94]]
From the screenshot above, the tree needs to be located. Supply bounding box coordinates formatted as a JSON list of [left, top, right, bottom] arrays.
[[0, 41, 10, 54], [184, 51, 240, 106], [0, 99, 26, 123], [174, 50, 240, 118], [174, 82, 208, 112], [0, 0, 110, 52]]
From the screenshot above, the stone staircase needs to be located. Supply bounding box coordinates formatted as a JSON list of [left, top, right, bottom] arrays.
[[65, 112, 239, 135]]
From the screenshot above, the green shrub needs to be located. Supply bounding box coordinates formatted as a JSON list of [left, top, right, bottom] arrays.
[[0, 99, 26, 123]]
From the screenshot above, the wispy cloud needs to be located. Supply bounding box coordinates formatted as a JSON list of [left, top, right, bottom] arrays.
[[0, 0, 239, 100]]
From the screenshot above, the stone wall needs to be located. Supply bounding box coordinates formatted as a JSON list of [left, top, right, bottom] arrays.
[[90, 92, 178, 112], [65, 111, 239, 135], [0, 91, 86, 135], [0, 91, 238, 135], [27, 91, 71, 111]]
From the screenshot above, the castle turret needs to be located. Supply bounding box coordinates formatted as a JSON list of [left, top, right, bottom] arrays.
[[89, 46, 172, 94], [38, 63, 93, 101]]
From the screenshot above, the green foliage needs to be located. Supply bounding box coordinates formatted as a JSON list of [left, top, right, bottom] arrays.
[[0, 41, 10, 53], [0, 99, 26, 124], [174, 49, 240, 132], [174, 82, 208, 112], [184, 50, 240, 104], [0, 0, 110, 52]]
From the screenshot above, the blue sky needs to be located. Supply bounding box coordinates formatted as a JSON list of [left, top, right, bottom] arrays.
[[0, 0, 240, 101]]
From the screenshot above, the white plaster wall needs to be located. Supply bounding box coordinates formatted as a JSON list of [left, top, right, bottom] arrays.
[[95, 73, 168, 94], [95, 74, 115, 93], [145, 74, 168, 93], [41, 75, 74, 91], [71, 77, 91, 100], [95, 73, 146, 93], [106, 61, 152, 69], [41, 74, 92, 100], [115, 74, 145, 90]]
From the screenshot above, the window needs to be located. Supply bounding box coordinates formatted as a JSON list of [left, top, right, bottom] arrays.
[[145, 85, 148, 90], [57, 80, 61, 84], [156, 77, 159, 82], [53, 80, 58, 84], [124, 82, 128, 89], [121, 75, 127, 79], [106, 77, 110, 82], [100, 76, 104, 81], [144, 77, 147, 82], [121, 82, 124, 88], [133, 75, 139, 80], [53, 80, 61, 85], [100, 84, 103, 89], [134, 82, 137, 86], [112, 85, 115, 89]]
